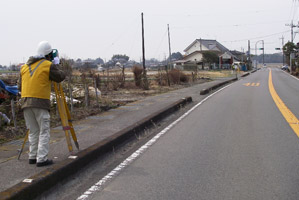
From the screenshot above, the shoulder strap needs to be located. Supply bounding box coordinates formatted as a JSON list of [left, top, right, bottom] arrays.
[[28, 59, 46, 77]]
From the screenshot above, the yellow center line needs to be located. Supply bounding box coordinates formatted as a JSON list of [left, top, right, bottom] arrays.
[[268, 69, 299, 137]]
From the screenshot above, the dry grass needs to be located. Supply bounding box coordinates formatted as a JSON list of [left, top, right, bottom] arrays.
[[198, 70, 240, 78], [0, 68, 232, 144]]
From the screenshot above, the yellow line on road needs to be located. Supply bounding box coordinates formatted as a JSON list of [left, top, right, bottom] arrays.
[[243, 82, 260, 87], [268, 69, 299, 137]]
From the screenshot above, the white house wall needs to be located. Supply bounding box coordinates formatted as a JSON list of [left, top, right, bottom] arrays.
[[187, 53, 203, 62], [201, 44, 209, 51], [221, 52, 232, 59], [186, 41, 200, 55], [185, 41, 210, 55]]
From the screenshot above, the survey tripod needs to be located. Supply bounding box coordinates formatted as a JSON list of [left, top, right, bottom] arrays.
[[17, 83, 79, 160]]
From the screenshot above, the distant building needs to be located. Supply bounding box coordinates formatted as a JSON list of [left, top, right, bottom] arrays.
[[229, 50, 246, 62], [97, 65, 105, 71], [177, 39, 241, 69]]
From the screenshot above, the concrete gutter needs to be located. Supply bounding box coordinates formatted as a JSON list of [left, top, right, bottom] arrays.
[[0, 97, 192, 200], [200, 77, 238, 95], [241, 72, 250, 77]]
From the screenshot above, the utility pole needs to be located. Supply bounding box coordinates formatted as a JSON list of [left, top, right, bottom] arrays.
[[262, 42, 265, 66], [279, 36, 284, 65], [166, 24, 171, 86], [248, 40, 252, 70], [167, 24, 172, 68], [241, 47, 244, 62], [255, 40, 264, 68], [286, 21, 297, 42], [285, 21, 299, 72], [285, 21, 297, 72], [141, 12, 149, 90], [141, 13, 146, 73]]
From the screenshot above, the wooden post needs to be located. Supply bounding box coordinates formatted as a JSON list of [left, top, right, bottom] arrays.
[[81, 74, 89, 108], [85, 81, 89, 108], [122, 65, 125, 87], [94, 77, 99, 108], [107, 67, 110, 91], [11, 98, 17, 128]]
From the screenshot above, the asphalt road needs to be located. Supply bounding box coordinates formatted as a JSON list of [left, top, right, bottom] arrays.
[[40, 68, 299, 200], [71, 68, 299, 200]]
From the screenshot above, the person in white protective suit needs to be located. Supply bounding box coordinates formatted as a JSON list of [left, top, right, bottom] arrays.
[[18, 41, 65, 167]]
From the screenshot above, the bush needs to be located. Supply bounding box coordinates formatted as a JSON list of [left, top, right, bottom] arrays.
[[111, 73, 123, 91], [179, 73, 189, 83], [132, 66, 143, 87], [169, 69, 189, 84], [155, 72, 169, 86]]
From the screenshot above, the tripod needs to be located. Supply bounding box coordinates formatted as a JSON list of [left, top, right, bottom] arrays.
[[17, 83, 79, 160]]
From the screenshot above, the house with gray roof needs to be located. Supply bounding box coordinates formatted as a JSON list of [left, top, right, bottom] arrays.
[[176, 39, 240, 69]]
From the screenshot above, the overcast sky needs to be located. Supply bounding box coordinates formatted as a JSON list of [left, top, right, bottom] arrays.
[[0, 0, 297, 65]]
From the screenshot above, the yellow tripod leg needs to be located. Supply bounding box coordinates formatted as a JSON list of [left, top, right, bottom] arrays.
[[60, 86, 79, 150], [54, 83, 73, 152], [17, 129, 29, 160]]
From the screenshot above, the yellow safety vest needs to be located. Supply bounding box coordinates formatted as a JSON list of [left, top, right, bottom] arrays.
[[21, 59, 52, 100]]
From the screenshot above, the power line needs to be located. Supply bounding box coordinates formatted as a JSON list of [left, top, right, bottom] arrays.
[[285, 21, 298, 42], [146, 9, 273, 18], [289, 0, 298, 22], [101, 16, 140, 56], [222, 30, 290, 43], [171, 20, 289, 30], [292, 1, 298, 21], [289, 0, 295, 21], [153, 30, 168, 59]]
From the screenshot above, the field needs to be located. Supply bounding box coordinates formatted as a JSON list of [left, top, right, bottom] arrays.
[[0, 68, 237, 143]]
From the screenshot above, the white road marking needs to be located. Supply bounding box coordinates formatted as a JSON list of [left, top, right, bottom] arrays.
[[23, 179, 33, 183], [76, 84, 232, 200], [68, 155, 78, 159]]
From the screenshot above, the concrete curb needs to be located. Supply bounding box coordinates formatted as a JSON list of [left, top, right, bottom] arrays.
[[0, 97, 192, 200], [241, 72, 250, 77], [200, 77, 238, 95]]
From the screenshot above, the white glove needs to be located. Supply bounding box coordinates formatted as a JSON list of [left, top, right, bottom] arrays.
[[52, 57, 60, 64]]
